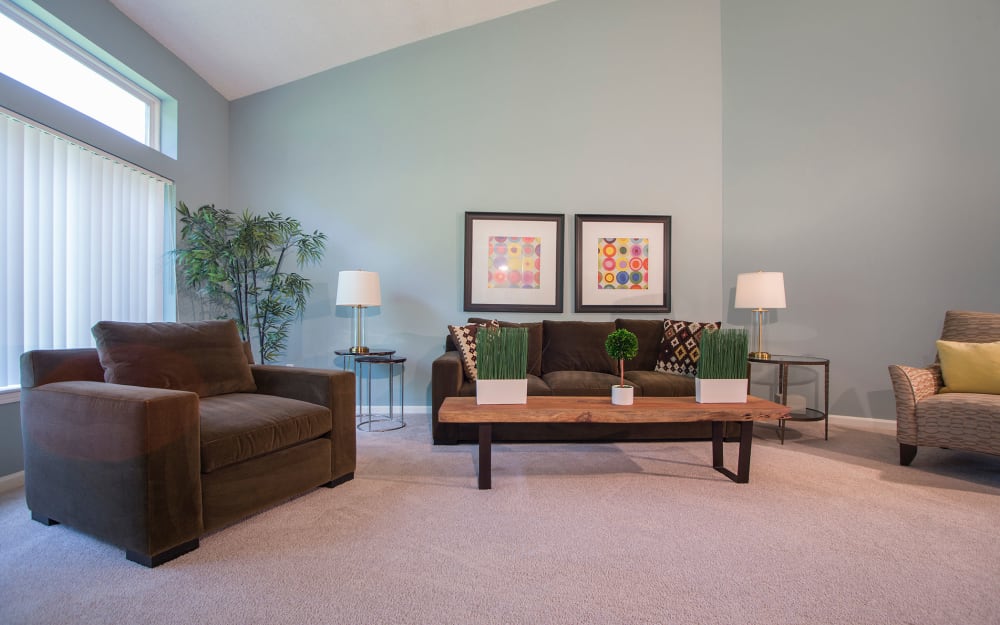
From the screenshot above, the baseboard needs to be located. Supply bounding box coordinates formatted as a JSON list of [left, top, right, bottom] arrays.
[[828, 414, 895, 429], [0, 471, 24, 494], [355, 405, 430, 416]]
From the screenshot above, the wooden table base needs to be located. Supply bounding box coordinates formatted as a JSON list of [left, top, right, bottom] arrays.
[[474, 419, 756, 489]]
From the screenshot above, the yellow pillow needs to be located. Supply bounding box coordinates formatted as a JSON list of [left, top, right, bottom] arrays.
[[936, 340, 1000, 394]]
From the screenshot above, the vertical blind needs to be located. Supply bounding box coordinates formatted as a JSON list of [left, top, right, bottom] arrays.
[[0, 110, 175, 389]]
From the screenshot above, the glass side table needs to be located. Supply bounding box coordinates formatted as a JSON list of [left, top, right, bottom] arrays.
[[355, 355, 406, 432], [747, 354, 829, 444], [334, 348, 395, 417]]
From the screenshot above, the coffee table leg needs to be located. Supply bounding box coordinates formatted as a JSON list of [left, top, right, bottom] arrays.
[[711, 421, 724, 468], [478, 423, 492, 490], [713, 421, 754, 484]]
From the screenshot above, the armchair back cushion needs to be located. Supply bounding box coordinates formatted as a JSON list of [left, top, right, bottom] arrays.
[[940, 310, 1000, 343], [92, 320, 256, 397]]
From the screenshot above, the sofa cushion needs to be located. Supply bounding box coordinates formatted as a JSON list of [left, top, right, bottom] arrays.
[[92, 319, 256, 398], [469, 318, 543, 377], [543, 370, 621, 395], [542, 321, 617, 375], [199, 393, 333, 473], [655, 320, 721, 377], [623, 370, 697, 396], [616, 319, 667, 371], [448, 321, 499, 381], [936, 340, 1000, 394]]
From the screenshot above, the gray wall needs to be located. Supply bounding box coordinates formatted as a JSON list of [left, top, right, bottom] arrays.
[[228, 0, 724, 407], [0, 0, 230, 475], [722, 0, 1000, 418]]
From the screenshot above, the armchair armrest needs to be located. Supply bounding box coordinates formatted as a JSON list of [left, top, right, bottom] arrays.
[[432, 351, 466, 444], [250, 365, 356, 480], [20, 381, 201, 561], [888, 364, 942, 444]]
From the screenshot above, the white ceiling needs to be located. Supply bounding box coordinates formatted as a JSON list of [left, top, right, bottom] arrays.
[[109, 0, 558, 101]]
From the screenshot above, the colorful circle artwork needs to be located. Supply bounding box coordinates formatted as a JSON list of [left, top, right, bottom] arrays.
[[595, 237, 649, 290], [487, 235, 542, 290]]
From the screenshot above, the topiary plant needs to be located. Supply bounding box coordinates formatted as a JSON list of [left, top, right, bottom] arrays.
[[605, 328, 639, 388]]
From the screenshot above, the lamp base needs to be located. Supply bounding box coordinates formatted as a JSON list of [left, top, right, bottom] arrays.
[[749, 351, 771, 360], [350, 346, 370, 354]]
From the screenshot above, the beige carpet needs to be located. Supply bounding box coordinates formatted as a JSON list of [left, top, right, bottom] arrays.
[[1, 415, 998, 625]]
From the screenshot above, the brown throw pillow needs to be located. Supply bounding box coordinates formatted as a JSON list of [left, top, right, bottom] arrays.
[[448, 320, 499, 381], [655, 320, 721, 377], [92, 319, 257, 397]]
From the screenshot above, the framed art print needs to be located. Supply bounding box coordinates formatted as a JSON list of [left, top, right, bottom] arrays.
[[464, 212, 565, 313], [574, 214, 671, 313]]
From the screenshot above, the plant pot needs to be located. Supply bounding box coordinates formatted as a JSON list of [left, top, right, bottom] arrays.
[[611, 385, 634, 406], [695, 378, 748, 404], [476, 379, 528, 405]]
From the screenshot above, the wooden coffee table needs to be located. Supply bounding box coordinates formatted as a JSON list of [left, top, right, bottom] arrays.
[[437, 395, 790, 488]]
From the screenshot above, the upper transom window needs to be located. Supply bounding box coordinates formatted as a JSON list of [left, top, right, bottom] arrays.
[[0, 0, 161, 149]]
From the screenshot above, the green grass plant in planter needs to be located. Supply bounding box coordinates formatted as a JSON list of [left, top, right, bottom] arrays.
[[475, 326, 529, 404], [696, 327, 750, 403], [605, 329, 639, 405]]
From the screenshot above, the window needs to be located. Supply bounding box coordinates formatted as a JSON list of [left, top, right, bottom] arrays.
[[0, 0, 162, 149], [0, 109, 176, 391]]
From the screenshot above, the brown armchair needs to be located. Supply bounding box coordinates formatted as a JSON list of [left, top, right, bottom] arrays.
[[20, 320, 356, 567], [888, 310, 1000, 466]]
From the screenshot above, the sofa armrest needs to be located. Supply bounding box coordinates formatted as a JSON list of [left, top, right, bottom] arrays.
[[251, 365, 356, 480], [888, 364, 941, 444], [20, 381, 201, 559], [431, 351, 467, 443]]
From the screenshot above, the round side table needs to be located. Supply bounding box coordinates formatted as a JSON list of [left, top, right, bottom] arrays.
[[355, 355, 406, 432], [747, 354, 829, 444], [335, 348, 395, 417]]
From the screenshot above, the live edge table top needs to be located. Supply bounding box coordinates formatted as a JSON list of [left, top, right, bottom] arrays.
[[438, 395, 791, 425]]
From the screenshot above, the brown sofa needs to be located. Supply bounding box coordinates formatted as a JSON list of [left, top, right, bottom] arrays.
[[889, 310, 1000, 465], [20, 320, 356, 567], [432, 318, 732, 444]]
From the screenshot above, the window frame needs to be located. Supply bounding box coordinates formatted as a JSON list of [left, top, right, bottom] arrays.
[[0, 0, 162, 150]]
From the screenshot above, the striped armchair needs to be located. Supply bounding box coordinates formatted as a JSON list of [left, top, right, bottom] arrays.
[[888, 310, 1000, 466]]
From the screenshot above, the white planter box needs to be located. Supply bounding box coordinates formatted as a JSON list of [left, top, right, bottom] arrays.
[[695, 378, 748, 404], [476, 379, 528, 405]]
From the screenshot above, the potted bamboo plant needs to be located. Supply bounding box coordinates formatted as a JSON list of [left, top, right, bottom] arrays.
[[605, 328, 639, 405], [695, 327, 749, 403], [475, 326, 529, 404]]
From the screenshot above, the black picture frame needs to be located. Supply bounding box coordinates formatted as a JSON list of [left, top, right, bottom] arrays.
[[464, 211, 565, 313], [574, 214, 671, 313]]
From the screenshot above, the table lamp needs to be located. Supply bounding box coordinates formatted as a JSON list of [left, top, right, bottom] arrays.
[[336, 270, 381, 354], [735, 271, 786, 360]]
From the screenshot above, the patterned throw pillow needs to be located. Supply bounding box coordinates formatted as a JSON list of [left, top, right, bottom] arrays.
[[448, 320, 499, 381], [655, 320, 721, 377]]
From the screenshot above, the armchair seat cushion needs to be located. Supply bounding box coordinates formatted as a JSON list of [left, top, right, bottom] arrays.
[[200, 393, 332, 473], [914, 393, 1000, 440]]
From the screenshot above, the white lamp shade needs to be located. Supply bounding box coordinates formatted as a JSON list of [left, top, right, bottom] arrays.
[[336, 270, 381, 306], [735, 271, 786, 309]]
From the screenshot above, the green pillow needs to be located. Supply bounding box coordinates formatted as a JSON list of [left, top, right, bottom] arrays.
[[936, 340, 1000, 394]]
